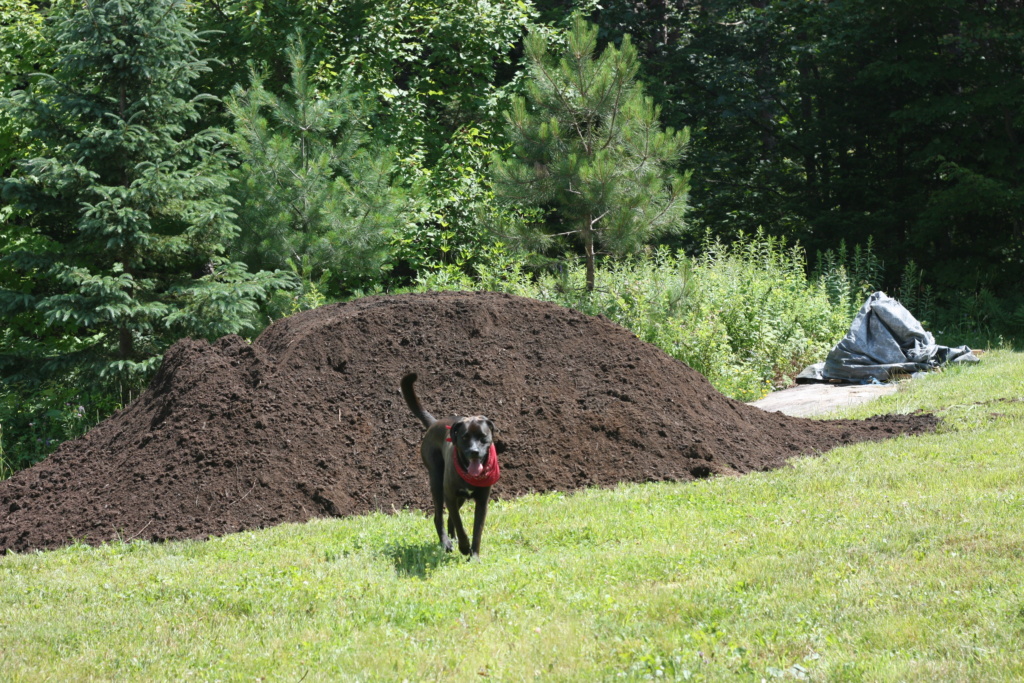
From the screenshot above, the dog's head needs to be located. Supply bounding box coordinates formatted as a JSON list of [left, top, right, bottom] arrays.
[[449, 416, 496, 478]]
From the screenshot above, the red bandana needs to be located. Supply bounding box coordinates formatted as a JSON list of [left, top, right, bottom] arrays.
[[448, 429, 500, 487]]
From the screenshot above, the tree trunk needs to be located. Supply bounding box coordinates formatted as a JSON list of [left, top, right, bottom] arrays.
[[118, 326, 133, 361], [583, 219, 596, 292]]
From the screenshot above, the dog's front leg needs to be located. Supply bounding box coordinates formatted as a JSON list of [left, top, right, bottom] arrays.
[[470, 488, 490, 558], [428, 468, 453, 552], [446, 494, 472, 556]]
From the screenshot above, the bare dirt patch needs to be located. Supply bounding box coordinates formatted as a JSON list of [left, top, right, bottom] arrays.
[[0, 291, 937, 554]]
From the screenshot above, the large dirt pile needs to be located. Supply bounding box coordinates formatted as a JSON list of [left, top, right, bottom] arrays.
[[0, 291, 936, 554]]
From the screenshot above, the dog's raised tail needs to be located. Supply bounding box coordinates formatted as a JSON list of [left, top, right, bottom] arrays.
[[400, 373, 436, 429]]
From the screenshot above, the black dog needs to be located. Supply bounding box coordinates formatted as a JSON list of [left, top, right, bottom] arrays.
[[400, 373, 499, 557]]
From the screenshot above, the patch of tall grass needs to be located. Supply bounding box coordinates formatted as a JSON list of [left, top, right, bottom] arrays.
[[418, 231, 858, 400]]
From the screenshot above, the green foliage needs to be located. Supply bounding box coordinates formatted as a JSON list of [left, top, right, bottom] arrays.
[[0, 0, 47, 175], [261, 258, 333, 322], [341, 0, 534, 169], [585, 0, 1024, 303], [831, 0, 1024, 296], [915, 161, 1024, 292], [0, 374, 133, 477], [813, 240, 1024, 347], [387, 125, 507, 280], [337, 0, 536, 278], [684, 234, 848, 398], [195, 0, 537, 278], [417, 232, 851, 400], [188, 0, 333, 99], [226, 36, 414, 295], [0, 0, 294, 386], [812, 238, 884, 320], [491, 15, 691, 290], [590, 0, 813, 243], [897, 260, 937, 328], [920, 289, 1024, 350]]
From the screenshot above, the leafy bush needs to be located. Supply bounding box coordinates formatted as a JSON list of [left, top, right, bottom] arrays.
[[812, 237, 884, 320], [0, 374, 135, 478]]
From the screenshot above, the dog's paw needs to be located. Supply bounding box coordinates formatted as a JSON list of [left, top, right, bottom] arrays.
[[458, 541, 472, 556], [441, 537, 454, 553]]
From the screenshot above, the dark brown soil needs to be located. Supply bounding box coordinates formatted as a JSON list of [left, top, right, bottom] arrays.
[[0, 291, 937, 554]]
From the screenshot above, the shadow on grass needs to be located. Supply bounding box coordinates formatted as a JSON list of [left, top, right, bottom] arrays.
[[383, 541, 459, 579]]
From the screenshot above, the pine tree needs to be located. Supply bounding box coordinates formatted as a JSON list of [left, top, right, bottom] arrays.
[[0, 0, 293, 386], [490, 15, 691, 291], [226, 37, 411, 295]]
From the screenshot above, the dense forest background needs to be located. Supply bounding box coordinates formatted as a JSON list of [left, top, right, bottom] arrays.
[[1, 0, 1022, 471]]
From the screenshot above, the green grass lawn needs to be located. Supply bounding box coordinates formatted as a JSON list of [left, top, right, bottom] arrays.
[[2, 352, 1023, 681]]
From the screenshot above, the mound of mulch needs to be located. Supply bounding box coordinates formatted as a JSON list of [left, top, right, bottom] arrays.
[[0, 291, 937, 554]]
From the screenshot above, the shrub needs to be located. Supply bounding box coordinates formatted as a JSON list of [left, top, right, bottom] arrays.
[[0, 374, 133, 478]]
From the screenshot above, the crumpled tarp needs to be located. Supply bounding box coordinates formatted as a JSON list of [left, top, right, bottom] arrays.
[[797, 291, 979, 383]]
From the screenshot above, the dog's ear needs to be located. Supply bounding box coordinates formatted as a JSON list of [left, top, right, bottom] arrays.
[[485, 418, 495, 437], [450, 420, 467, 440]]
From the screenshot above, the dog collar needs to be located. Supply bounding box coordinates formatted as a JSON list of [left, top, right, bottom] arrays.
[[447, 427, 500, 487]]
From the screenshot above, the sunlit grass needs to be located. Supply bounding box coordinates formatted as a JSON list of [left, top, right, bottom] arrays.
[[2, 353, 1023, 681]]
